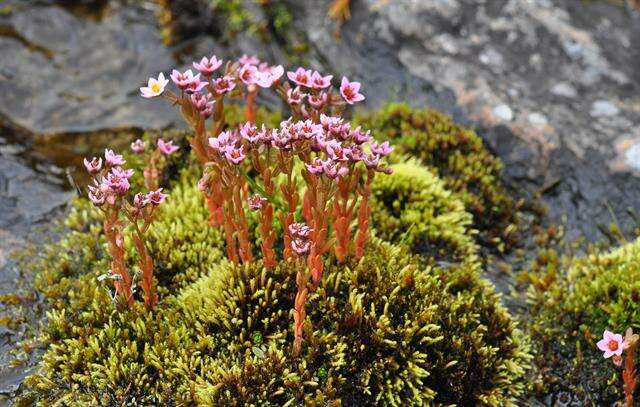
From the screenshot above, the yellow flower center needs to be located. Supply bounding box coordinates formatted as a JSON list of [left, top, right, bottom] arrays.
[[151, 83, 161, 93]]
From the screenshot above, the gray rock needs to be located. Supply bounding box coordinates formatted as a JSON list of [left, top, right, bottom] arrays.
[[528, 112, 548, 127], [493, 104, 514, 122], [590, 100, 620, 118], [551, 82, 577, 98]]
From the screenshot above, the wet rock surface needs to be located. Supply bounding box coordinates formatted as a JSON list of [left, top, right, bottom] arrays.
[[1, 0, 640, 404]]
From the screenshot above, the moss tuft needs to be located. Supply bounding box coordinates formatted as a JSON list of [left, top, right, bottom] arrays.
[[370, 159, 477, 260], [356, 103, 519, 251], [525, 238, 640, 404]]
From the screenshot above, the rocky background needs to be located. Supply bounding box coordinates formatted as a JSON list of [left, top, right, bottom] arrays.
[[1, 0, 640, 403]]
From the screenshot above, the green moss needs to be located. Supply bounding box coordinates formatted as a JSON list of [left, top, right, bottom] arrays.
[[24, 237, 529, 405], [356, 103, 519, 251], [524, 238, 640, 403], [180, 242, 530, 405], [370, 159, 477, 260]]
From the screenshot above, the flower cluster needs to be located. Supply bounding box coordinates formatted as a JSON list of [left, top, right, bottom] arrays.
[[140, 53, 390, 353], [84, 149, 167, 309], [598, 328, 639, 406]]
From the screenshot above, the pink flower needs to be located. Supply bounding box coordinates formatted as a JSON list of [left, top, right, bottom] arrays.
[[140, 73, 169, 98], [287, 86, 305, 105], [370, 141, 393, 157], [209, 131, 233, 153], [305, 158, 325, 175], [347, 145, 365, 162], [256, 65, 284, 88], [289, 222, 312, 256], [363, 153, 380, 169], [157, 139, 180, 155], [130, 139, 146, 154], [298, 120, 322, 140], [190, 92, 213, 111], [248, 194, 267, 210], [111, 166, 134, 179], [239, 122, 262, 143], [597, 330, 625, 358], [340, 77, 365, 104], [184, 75, 208, 94], [287, 67, 313, 87], [352, 126, 371, 144], [325, 139, 348, 161], [170, 69, 196, 90], [239, 54, 260, 66], [88, 182, 106, 206], [83, 157, 102, 174], [310, 71, 332, 89], [133, 192, 147, 209], [214, 76, 236, 94], [238, 64, 260, 85], [291, 239, 311, 256], [104, 149, 125, 167], [193, 55, 223, 76], [289, 222, 312, 239], [322, 159, 349, 179], [105, 169, 131, 195], [308, 92, 328, 109], [271, 128, 293, 150], [224, 145, 246, 165], [146, 188, 167, 205]]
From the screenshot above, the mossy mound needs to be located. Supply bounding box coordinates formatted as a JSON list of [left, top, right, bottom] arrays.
[[18, 166, 530, 405], [25, 239, 530, 405], [181, 242, 530, 406], [370, 159, 477, 260], [356, 103, 518, 251], [525, 238, 640, 404]]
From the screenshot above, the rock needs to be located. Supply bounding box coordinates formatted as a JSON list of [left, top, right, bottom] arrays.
[[528, 112, 548, 127], [493, 104, 514, 122], [551, 82, 577, 98], [624, 142, 640, 172], [590, 100, 620, 118]]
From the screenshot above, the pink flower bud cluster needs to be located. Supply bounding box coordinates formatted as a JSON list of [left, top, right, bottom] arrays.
[[83, 148, 167, 309], [84, 150, 167, 209]]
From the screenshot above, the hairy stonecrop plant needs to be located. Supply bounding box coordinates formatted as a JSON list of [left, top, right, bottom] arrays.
[[140, 54, 392, 353], [83, 147, 173, 309]]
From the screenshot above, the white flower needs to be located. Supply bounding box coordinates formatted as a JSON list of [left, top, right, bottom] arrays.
[[140, 72, 169, 98]]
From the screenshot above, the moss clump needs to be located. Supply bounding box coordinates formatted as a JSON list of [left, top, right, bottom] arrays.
[[356, 103, 519, 251], [370, 159, 477, 260], [26, 239, 529, 405], [525, 238, 640, 404], [20, 168, 530, 405], [179, 241, 530, 405]]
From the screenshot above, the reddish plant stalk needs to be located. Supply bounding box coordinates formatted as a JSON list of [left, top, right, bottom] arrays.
[[252, 151, 277, 268], [355, 169, 374, 258], [624, 342, 637, 407], [279, 156, 298, 260], [332, 173, 358, 262], [245, 88, 257, 124], [305, 177, 329, 286], [259, 202, 277, 268], [103, 210, 134, 306], [293, 258, 309, 357], [232, 176, 253, 263], [131, 231, 157, 309]]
